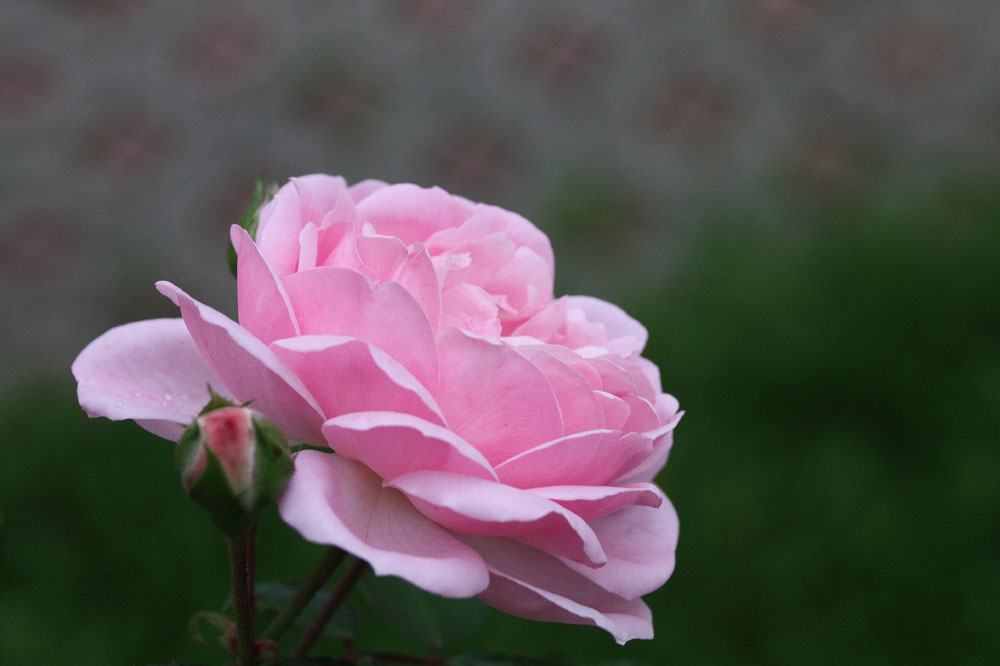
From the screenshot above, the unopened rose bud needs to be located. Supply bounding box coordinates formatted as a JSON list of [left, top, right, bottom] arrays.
[[175, 404, 293, 535]]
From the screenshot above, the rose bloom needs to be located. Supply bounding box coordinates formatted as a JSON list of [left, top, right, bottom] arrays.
[[73, 175, 681, 643]]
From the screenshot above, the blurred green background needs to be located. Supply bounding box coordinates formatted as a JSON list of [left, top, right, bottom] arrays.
[[2, 2, 999, 665]]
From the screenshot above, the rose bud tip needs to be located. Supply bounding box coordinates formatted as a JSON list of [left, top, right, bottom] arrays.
[[175, 402, 293, 535]]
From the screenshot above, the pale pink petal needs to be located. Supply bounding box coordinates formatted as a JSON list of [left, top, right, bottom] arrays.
[[271, 336, 444, 425], [289, 174, 349, 225], [655, 392, 681, 423], [585, 357, 638, 396], [617, 412, 683, 484], [279, 451, 489, 598], [348, 178, 388, 202], [531, 483, 662, 521], [564, 296, 648, 356], [595, 391, 630, 430], [231, 226, 299, 344], [560, 493, 679, 600], [440, 283, 502, 338], [437, 329, 562, 465], [518, 348, 605, 434], [297, 222, 319, 272], [386, 471, 606, 566], [256, 187, 307, 277], [495, 430, 652, 489], [621, 395, 661, 433], [355, 184, 473, 244], [636, 357, 663, 395], [470, 203, 554, 270], [424, 215, 491, 253], [354, 228, 409, 281], [465, 536, 654, 644], [72, 318, 226, 441], [283, 267, 438, 392], [322, 411, 496, 482], [155, 281, 325, 445], [490, 246, 553, 316], [395, 243, 441, 330]]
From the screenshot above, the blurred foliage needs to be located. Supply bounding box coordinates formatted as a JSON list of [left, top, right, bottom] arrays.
[[1, 181, 998, 665]]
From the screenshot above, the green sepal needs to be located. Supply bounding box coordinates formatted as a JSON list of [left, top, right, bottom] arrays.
[[228, 177, 278, 276], [251, 414, 294, 505], [198, 385, 236, 416]]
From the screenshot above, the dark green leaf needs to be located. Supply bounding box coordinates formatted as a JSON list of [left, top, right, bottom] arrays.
[[273, 659, 353, 666], [257, 580, 359, 639], [358, 571, 489, 649]]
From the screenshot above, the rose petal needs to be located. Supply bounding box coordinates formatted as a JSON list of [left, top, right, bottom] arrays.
[[518, 348, 605, 435], [437, 329, 562, 465], [232, 226, 300, 344], [279, 451, 489, 598], [465, 536, 655, 645], [155, 281, 325, 445], [271, 335, 445, 425], [495, 430, 653, 488], [355, 183, 474, 244], [348, 178, 388, 203], [559, 492, 679, 600], [386, 471, 606, 566], [440, 283, 502, 338], [283, 267, 438, 392], [531, 483, 662, 521], [72, 318, 226, 440], [564, 296, 648, 356], [289, 174, 349, 226], [322, 411, 496, 481]]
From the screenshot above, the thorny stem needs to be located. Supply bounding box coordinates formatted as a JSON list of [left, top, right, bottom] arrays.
[[290, 557, 368, 657], [227, 533, 256, 666], [260, 546, 347, 641]]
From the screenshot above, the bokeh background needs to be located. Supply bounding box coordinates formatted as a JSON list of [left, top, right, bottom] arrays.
[[2, 1, 998, 664]]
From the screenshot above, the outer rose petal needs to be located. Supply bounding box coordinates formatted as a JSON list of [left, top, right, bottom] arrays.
[[279, 451, 489, 598], [437, 329, 563, 465], [465, 536, 655, 645], [386, 471, 606, 566], [72, 318, 226, 440], [531, 483, 662, 521], [322, 411, 496, 482], [495, 430, 652, 489], [271, 335, 445, 425], [559, 493, 679, 601], [156, 281, 325, 445]]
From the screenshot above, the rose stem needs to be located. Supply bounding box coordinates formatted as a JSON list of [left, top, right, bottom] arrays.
[[290, 557, 368, 657], [246, 525, 256, 628], [260, 546, 347, 641], [227, 532, 256, 666]]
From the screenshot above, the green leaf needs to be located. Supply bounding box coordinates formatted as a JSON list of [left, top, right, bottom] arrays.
[[358, 571, 489, 649], [273, 659, 353, 666], [257, 580, 359, 639]]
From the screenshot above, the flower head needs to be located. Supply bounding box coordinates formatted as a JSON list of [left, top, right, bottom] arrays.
[[72, 175, 681, 643]]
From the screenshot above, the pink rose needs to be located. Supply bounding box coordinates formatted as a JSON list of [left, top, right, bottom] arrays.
[[72, 175, 681, 644]]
